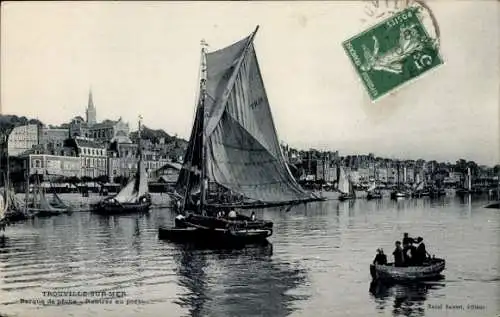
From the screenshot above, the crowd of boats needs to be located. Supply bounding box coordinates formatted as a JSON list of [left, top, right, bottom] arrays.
[[316, 168, 449, 201]]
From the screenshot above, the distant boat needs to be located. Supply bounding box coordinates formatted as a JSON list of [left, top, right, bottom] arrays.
[[390, 190, 407, 199], [160, 26, 302, 246], [338, 167, 356, 201], [390, 165, 406, 199], [27, 177, 71, 217], [366, 181, 382, 200], [92, 117, 151, 215], [456, 167, 476, 195], [412, 181, 429, 197]]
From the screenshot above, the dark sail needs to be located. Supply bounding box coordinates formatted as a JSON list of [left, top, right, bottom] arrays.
[[177, 30, 314, 204]]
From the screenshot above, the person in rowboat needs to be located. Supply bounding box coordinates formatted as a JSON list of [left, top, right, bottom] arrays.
[[402, 232, 416, 261], [403, 232, 416, 246], [373, 248, 387, 265], [415, 237, 429, 265], [392, 241, 405, 267]]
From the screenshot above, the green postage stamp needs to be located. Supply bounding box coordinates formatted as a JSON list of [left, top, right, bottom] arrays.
[[343, 7, 443, 101]]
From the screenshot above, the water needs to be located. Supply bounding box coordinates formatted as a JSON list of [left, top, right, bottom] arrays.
[[0, 194, 498, 317]]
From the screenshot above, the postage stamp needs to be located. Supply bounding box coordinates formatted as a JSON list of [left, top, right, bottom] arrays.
[[343, 6, 443, 101]]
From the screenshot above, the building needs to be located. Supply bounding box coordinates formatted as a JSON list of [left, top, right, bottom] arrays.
[[39, 126, 69, 155], [7, 124, 40, 156], [28, 154, 81, 177], [65, 137, 107, 178], [88, 119, 131, 144], [149, 162, 182, 183], [377, 168, 388, 183], [69, 91, 131, 144], [107, 143, 170, 180]]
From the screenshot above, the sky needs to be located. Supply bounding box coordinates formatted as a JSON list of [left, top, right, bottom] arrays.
[[1, 1, 499, 166]]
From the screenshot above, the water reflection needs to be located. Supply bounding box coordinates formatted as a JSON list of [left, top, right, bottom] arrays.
[[369, 279, 445, 317], [172, 243, 309, 317]]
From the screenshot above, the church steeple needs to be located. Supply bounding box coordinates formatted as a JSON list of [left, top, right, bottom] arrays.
[[86, 89, 97, 125]]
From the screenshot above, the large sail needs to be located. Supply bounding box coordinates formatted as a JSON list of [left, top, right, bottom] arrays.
[[177, 29, 313, 204], [367, 182, 376, 192], [338, 167, 353, 195], [415, 181, 424, 191], [114, 159, 148, 203]]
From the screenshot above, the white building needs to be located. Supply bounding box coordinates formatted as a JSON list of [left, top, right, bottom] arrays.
[[7, 124, 40, 156]]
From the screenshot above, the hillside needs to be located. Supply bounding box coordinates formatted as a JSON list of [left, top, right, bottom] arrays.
[[0, 115, 43, 135], [130, 125, 187, 146]]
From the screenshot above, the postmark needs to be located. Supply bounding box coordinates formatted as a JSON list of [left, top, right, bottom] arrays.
[[343, 5, 443, 101]]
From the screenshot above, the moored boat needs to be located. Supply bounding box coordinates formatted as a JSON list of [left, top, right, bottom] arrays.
[[370, 258, 445, 281], [367, 191, 383, 200], [160, 26, 296, 246], [27, 176, 72, 217], [92, 116, 151, 215], [159, 221, 272, 247], [366, 182, 382, 200], [390, 190, 407, 199], [338, 167, 356, 201]]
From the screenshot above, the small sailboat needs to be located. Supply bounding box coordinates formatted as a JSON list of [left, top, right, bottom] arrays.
[[338, 167, 356, 201], [92, 117, 151, 215], [366, 181, 382, 200], [160, 26, 293, 246], [456, 167, 474, 195], [28, 177, 71, 217], [390, 165, 407, 199], [412, 181, 429, 197]]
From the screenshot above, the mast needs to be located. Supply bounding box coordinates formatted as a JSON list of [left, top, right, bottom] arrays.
[[199, 39, 208, 214], [467, 167, 471, 191], [137, 115, 142, 160], [198, 26, 260, 213]]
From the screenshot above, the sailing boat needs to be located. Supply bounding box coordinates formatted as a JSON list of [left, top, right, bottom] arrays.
[[161, 27, 314, 245], [366, 181, 382, 200], [390, 165, 407, 199], [92, 116, 151, 214], [338, 167, 356, 201], [27, 175, 71, 217], [456, 167, 473, 195], [172, 26, 319, 211]]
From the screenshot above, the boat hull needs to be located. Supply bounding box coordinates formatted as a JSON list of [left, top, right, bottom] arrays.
[[390, 192, 406, 199], [367, 192, 382, 200], [92, 201, 151, 215], [339, 194, 355, 201], [158, 226, 272, 247], [204, 196, 324, 210], [184, 213, 273, 231], [30, 208, 70, 217], [370, 258, 445, 281]]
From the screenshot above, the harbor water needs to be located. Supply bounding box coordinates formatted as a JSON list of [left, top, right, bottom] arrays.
[[0, 194, 498, 317]]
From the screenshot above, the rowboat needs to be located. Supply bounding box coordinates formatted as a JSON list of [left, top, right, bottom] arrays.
[[159, 212, 273, 247], [370, 258, 445, 281], [158, 226, 272, 247]]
